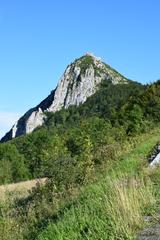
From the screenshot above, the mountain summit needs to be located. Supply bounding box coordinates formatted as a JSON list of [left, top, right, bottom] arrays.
[[1, 53, 128, 142]]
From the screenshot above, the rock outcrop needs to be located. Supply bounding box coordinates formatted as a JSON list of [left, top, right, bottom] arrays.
[[1, 53, 128, 142], [149, 143, 160, 166]]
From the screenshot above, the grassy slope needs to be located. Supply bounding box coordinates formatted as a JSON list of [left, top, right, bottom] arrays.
[[37, 129, 160, 240]]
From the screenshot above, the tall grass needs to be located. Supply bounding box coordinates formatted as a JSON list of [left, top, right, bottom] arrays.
[[104, 174, 156, 239], [38, 174, 156, 240]]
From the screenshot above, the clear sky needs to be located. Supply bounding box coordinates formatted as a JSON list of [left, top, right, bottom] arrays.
[[0, 0, 160, 137]]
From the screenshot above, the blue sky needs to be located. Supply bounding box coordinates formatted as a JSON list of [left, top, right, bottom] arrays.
[[0, 0, 160, 137]]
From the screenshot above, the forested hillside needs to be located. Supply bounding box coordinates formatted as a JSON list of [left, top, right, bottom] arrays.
[[1, 80, 160, 185], [0, 79, 145, 184]]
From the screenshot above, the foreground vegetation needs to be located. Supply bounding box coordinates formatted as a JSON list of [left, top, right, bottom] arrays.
[[1, 80, 160, 186], [1, 78, 160, 239], [0, 129, 160, 239], [30, 130, 160, 240]]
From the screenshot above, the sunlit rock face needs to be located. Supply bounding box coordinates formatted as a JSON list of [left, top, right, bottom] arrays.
[[149, 144, 160, 166], [1, 53, 128, 142]]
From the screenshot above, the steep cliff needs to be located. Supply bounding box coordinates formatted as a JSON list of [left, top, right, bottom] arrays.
[[1, 53, 128, 142]]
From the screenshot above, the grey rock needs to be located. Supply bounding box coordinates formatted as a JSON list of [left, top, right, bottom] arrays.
[[150, 152, 160, 166], [139, 237, 160, 240], [144, 216, 154, 223], [138, 224, 160, 240], [149, 144, 160, 166]]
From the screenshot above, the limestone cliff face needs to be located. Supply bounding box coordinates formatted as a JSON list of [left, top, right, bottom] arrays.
[[1, 53, 128, 142]]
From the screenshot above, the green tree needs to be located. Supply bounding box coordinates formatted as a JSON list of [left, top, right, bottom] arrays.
[[0, 143, 29, 183]]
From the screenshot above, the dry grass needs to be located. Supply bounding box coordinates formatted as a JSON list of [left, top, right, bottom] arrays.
[[105, 174, 156, 239], [0, 178, 47, 200]]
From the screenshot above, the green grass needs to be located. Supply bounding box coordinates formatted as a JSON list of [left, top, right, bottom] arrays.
[[37, 131, 160, 240]]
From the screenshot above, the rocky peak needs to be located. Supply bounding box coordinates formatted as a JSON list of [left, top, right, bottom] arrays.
[[1, 54, 128, 142]]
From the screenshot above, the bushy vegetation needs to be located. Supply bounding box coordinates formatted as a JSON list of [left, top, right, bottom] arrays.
[[0, 79, 160, 239], [0, 79, 157, 184], [0, 143, 29, 184], [0, 80, 145, 181], [0, 130, 160, 240]]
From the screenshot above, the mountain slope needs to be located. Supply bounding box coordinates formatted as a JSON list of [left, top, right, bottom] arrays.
[[1, 53, 129, 142]]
